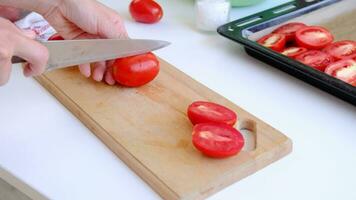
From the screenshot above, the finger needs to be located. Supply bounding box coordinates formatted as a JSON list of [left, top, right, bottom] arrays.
[[92, 61, 106, 82], [0, 58, 12, 86], [104, 62, 115, 85], [20, 29, 37, 39], [79, 63, 91, 77], [14, 37, 49, 77]]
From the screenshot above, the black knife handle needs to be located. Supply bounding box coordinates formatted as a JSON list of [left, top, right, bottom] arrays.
[[11, 56, 26, 64]]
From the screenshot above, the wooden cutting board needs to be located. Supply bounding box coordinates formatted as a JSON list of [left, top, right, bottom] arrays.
[[35, 58, 292, 200]]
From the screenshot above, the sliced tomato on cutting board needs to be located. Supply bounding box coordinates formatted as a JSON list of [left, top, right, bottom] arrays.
[[325, 59, 356, 86], [48, 33, 64, 41], [296, 50, 334, 71], [281, 46, 308, 58], [272, 22, 306, 42], [295, 26, 334, 50], [323, 40, 356, 60], [187, 101, 237, 126], [192, 123, 244, 158], [257, 33, 286, 52]]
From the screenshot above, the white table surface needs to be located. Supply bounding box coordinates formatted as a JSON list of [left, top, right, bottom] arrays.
[[1, 0, 356, 199]]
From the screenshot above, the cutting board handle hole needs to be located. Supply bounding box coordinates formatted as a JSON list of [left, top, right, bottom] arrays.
[[237, 119, 257, 152]]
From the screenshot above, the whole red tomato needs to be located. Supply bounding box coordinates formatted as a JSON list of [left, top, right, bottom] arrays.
[[112, 52, 160, 87], [129, 0, 163, 24]]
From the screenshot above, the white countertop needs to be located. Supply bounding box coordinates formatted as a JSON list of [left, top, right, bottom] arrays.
[[1, 0, 356, 199]]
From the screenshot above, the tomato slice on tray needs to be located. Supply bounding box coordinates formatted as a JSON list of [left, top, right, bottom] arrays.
[[272, 22, 306, 42], [112, 52, 160, 87], [257, 33, 286, 52], [325, 59, 356, 86], [295, 50, 335, 71], [296, 26, 334, 50], [281, 46, 308, 58], [323, 40, 356, 60], [192, 123, 244, 158], [187, 101, 237, 126]]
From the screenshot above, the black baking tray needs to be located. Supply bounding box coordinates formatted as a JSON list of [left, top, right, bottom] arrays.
[[218, 0, 356, 106]]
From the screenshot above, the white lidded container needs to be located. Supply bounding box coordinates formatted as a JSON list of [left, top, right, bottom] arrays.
[[195, 0, 231, 31]]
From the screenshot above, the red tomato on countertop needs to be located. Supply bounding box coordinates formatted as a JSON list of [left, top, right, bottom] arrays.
[[325, 59, 356, 87], [272, 22, 306, 42], [129, 0, 163, 24], [281, 46, 308, 58], [112, 52, 160, 87], [192, 123, 244, 158], [295, 50, 335, 71], [187, 101, 237, 126], [295, 26, 334, 50], [323, 40, 356, 60], [257, 33, 286, 52]]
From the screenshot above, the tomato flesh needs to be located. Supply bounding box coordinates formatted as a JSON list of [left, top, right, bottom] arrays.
[[129, 0, 163, 24], [48, 33, 64, 41], [323, 40, 356, 60], [192, 123, 244, 158], [272, 22, 306, 42], [296, 26, 334, 49], [281, 46, 308, 58], [187, 101, 237, 126], [112, 52, 160, 87], [257, 33, 286, 52], [325, 59, 356, 86], [296, 50, 334, 71]]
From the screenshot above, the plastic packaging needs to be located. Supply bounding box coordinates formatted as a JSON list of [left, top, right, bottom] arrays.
[[195, 0, 230, 31]]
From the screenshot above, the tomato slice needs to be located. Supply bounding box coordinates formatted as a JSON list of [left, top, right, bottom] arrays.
[[281, 46, 308, 58], [192, 123, 244, 158], [112, 52, 160, 87], [48, 33, 64, 41], [272, 22, 306, 42], [323, 40, 356, 60], [296, 26, 334, 50], [325, 59, 356, 86], [187, 101, 237, 126], [129, 0, 163, 24], [257, 33, 286, 52], [295, 50, 335, 71]]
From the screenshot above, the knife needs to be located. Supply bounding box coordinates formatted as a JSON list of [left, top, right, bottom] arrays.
[[11, 39, 170, 71]]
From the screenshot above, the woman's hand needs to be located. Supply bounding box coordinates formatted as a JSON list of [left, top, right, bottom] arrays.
[[0, 17, 48, 86], [42, 0, 128, 85]]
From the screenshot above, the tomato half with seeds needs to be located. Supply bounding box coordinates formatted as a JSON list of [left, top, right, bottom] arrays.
[[272, 22, 306, 42], [295, 50, 334, 71], [281, 46, 308, 58], [48, 33, 64, 41], [257, 33, 286, 52], [187, 101, 237, 126], [129, 0, 163, 24], [325, 59, 356, 86], [323, 40, 356, 60], [112, 52, 160, 87], [296, 26, 334, 49], [192, 123, 244, 158]]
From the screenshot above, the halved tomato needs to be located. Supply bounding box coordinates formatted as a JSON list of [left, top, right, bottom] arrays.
[[323, 40, 356, 60], [281, 46, 308, 58], [187, 101, 237, 126], [192, 123, 244, 158], [295, 50, 335, 71], [296, 26, 334, 49], [272, 22, 306, 42], [257, 33, 286, 52], [325, 59, 356, 86]]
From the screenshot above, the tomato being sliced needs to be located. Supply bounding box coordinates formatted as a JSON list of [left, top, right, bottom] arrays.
[[281, 46, 308, 58], [325, 59, 356, 87], [257, 33, 286, 52], [187, 101, 237, 126], [48, 33, 64, 41], [272, 22, 306, 42], [296, 26, 334, 49], [323, 40, 356, 60], [295, 50, 335, 71], [112, 52, 160, 87], [192, 123, 244, 158], [129, 0, 163, 24]]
